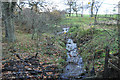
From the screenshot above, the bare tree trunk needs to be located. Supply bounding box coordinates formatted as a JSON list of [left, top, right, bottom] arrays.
[[81, 1, 83, 17], [94, 1, 104, 24], [76, 11, 78, 17], [31, 28, 35, 40], [94, 8, 98, 24], [74, 2, 78, 17], [91, 0, 94, 17], [2, 2, 16, 42], [31, 13, 35, 40], [69, 5, 72, 17]]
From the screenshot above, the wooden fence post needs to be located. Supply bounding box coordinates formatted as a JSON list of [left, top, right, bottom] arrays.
[[103, 46, 110, 78]]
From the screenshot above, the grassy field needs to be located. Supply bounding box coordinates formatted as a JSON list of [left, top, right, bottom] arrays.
[[60, 14, 118, 25], [60, 15, 94, 25]]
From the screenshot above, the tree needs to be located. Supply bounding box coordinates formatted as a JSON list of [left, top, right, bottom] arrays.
[[81, 1, 83, 17], [88, 0, 104, 23], [94, 0, 104, 24], [27, 0, 47, 39], [15, 0, 62, 40], [77, 1, 85, 17], [2, 2, 16, 42], [72, 2, 78, 17], [66, 0, 75, 17], [28, 1, 40, 39], [91, 0, 95, 17]]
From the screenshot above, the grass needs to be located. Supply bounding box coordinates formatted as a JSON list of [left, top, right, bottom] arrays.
[[60, 15, 94, 26], [98, 14, 118, 18]]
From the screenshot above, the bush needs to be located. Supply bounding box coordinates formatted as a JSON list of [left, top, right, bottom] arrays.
[[15, 9, 62, 34], [50, 10, 62, 24]]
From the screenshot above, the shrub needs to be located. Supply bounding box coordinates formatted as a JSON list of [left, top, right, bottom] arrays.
[[50, 10, 62, 24]]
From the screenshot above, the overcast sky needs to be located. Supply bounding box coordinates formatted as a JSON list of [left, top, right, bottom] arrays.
[[46, 0, 120, 14]]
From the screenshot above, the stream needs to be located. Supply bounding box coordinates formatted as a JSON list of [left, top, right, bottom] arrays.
[[59, 27, 86, 79]]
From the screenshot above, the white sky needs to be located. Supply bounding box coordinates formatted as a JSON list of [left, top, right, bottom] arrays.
[[46, 0, 120, 14]]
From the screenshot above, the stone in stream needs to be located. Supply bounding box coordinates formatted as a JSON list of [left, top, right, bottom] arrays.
[[67, 39, 73, 44], [67, 56, 83, 65], [63, 28, 69, 33], [57, 27, 69, 35], [70, 49, 78, 56], [67, 49, 78, 59], [66, 43, 77, 51]]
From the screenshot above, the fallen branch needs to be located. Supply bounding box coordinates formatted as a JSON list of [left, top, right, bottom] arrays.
[[108, 60, 120, 71], [13, 53, 22, 60], [109, 54, 119, 60]]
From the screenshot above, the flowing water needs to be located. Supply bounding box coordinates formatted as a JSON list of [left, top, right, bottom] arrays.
[[59, 28, 86, 79]]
